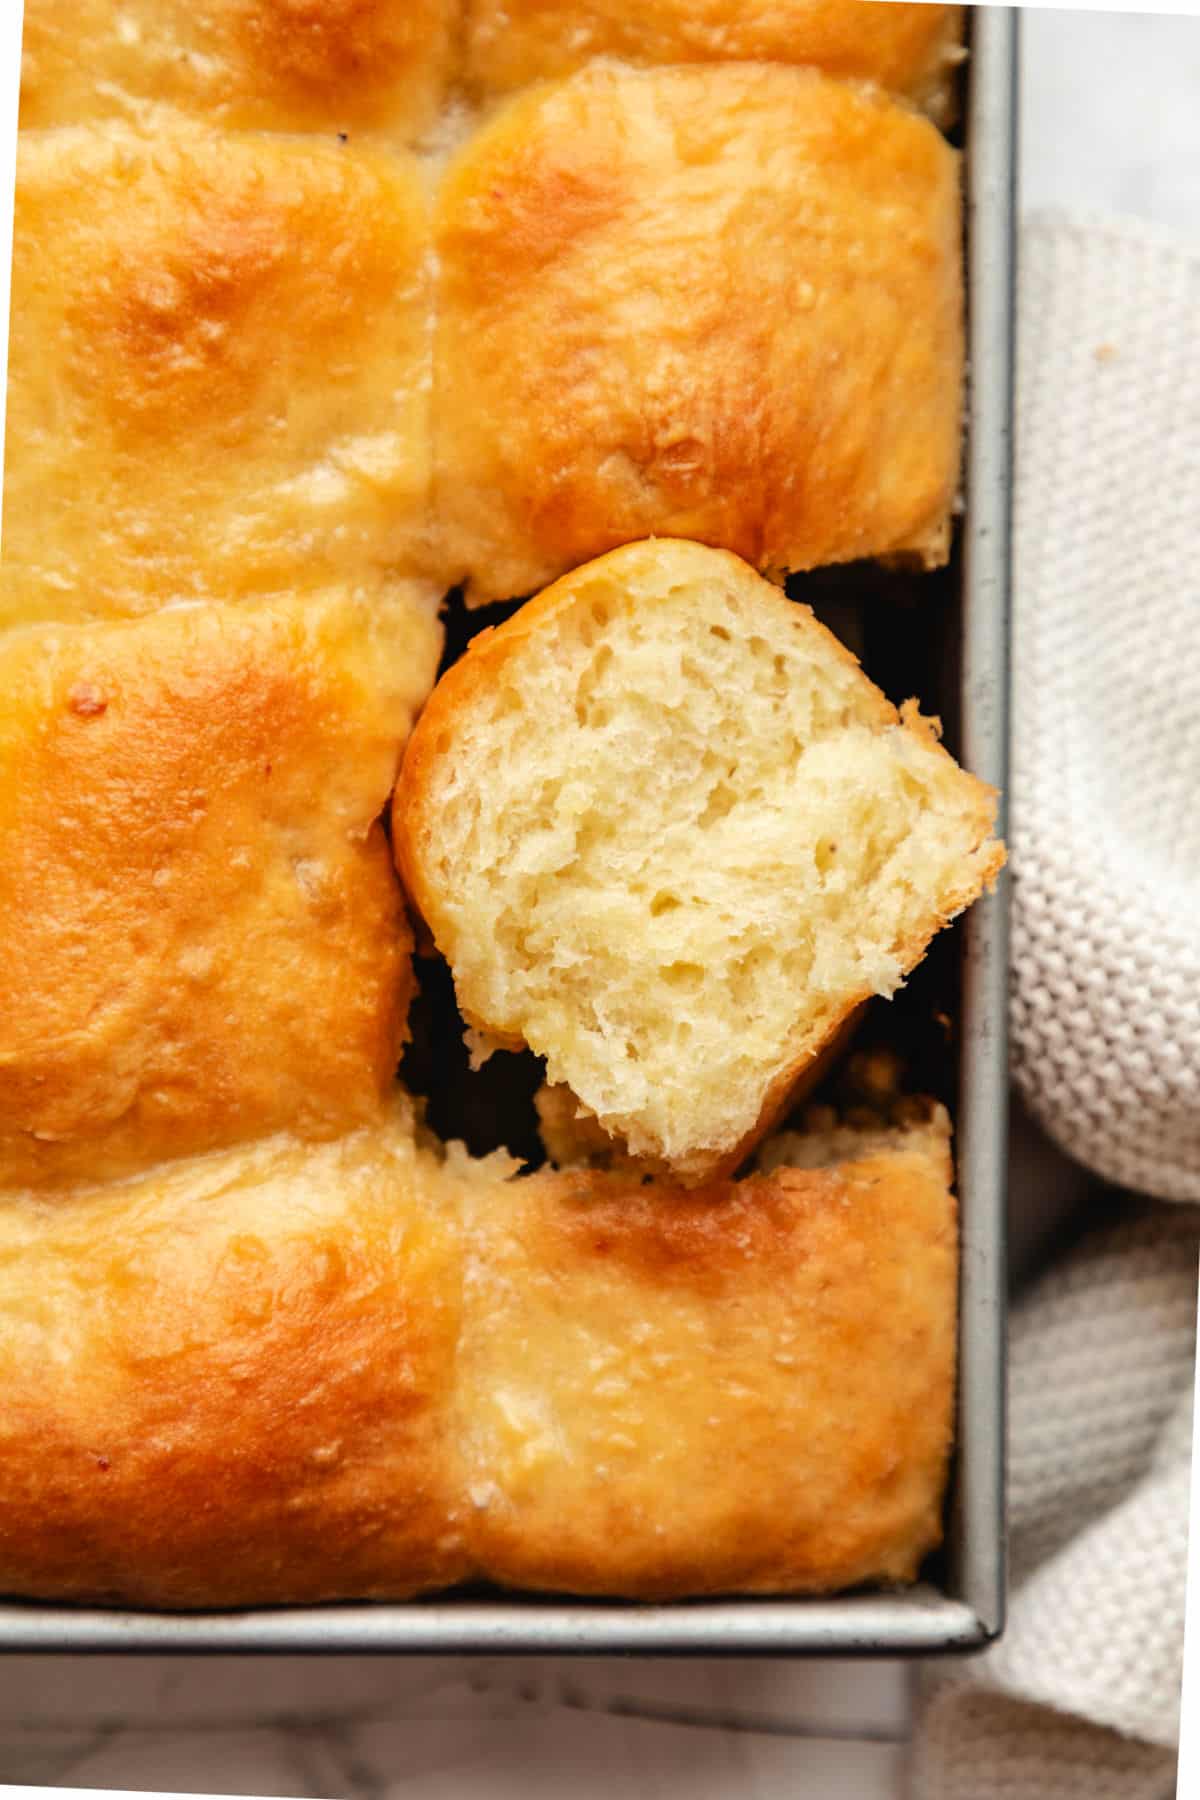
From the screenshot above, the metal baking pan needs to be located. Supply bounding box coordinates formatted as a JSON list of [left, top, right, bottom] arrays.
[[0, 6, 1015, 1655]]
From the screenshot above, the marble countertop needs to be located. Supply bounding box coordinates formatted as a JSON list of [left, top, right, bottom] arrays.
[[1, 1656, 912, 1796], [5, 12, 1199, 1798]]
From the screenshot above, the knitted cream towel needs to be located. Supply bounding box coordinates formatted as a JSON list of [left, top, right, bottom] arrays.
[[1010, 214, 1200, 1205], [910, 1205, 1197, 1798], [910, 211, 1200, 1798]]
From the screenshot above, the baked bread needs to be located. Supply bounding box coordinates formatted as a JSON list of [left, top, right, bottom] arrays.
[[1, 6, 980, 1609], [0, 1098, 469, 1609], [3, 123, 437, 632], [11, 50, 963, 624], [0, 1096, 955, 1607], [534, 1005, 867, 1175], [18, 0, 457, 145], [20, 1, 963, 143], [465, 0, 965, 127], [395, 540, 1003, 1184], [458, 1104, 956, 1598], [0, 588, 439, 1189], [435, 62, 963, 604]]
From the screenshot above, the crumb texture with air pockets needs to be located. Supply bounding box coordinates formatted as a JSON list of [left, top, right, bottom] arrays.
[[395, 540, 1004, 1184]]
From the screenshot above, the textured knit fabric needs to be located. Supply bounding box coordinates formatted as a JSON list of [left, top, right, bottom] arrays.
[[911, 1207, 1197, 1798], [910, 213, 1200, 1799], [1010, 214, 1200, 1205]]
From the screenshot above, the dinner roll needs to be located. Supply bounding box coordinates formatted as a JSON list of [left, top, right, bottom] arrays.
[[3, 123, 437, 633], [458, 1104, 956, 1597], [0, 1096, 954, 1606], [465, 0, 964, 127], [435, 62, 962, 605], [395, 541, 1003, 1184], [19, 0, 458, 145], [0, 587, 437, 1190], [0, 1097, 469, 1608]]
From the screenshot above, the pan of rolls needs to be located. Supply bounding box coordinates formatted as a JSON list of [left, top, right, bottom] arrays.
[[0, 2, 1015, 1651]]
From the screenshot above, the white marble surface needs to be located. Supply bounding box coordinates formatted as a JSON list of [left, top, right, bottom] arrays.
[[3, 11, 1198, 1799], [0, 1657, 911, 1796], [1021, 8, 1200, 235]]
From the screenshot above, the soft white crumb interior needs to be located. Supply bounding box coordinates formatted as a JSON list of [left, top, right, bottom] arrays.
[[420, 565, 992, 1168]]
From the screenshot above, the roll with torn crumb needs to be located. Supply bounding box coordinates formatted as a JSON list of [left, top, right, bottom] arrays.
[[395, 540, 1003, 1185]]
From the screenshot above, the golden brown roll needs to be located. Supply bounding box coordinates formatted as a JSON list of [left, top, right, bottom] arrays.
[[465, 0, 964, 127], [458, 1109, 956, 1598], [0, 1102, 954, 1606], [435, 63, 963, 605], [2, 1, 971, 1618], [0, 1100, 469, 1608], [19, 0, 459, 145], [395, 542, 1002, 1185], [3, 123, 438, 634], [0, 588, 438, 1190]]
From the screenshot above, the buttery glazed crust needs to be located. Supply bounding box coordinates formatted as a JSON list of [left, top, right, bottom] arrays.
[[459, 1134, 956, 1598], [435, 64, 963, 604], [2, 9, 975, 1610], [19, 0, 459, 145], [0, 1106, 955, 1607], [0, 590, 439, 1190], [3, 124, 437, 633], [20, 0, 960, 142], [0, 1104, 469, 1608], [465, 0, 964, 126]]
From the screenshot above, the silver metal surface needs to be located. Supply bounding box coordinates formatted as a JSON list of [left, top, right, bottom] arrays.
[[0, 10, 1016, 1657], [0, 1589, 986, 1656], [953, 3, 1017, 1646]]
